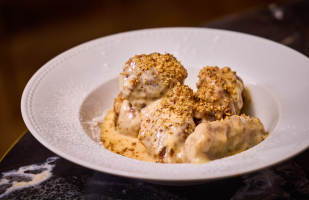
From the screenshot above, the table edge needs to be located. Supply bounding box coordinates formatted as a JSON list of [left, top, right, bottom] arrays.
[[0, 130, 28, 163]]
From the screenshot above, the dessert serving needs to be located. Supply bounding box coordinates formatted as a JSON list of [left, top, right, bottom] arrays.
[[101, 52, 268, 164]]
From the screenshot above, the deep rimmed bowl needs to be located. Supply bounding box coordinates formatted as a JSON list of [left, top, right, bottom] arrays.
[[21, 28, 309, 185]]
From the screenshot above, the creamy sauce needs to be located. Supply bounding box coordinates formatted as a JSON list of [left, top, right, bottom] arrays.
[[100, 109, 154, 162], [119, 53, 188, 111], [194, 67, 244, 122], [100, 86, 263, 164], [116, 100, 140, 138], [184, 115, 268, 163], [119, 64, 163, 111], [139, 95, 195, 163]]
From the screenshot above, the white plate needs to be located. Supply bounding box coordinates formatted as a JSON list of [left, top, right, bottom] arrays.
[[21, 28, 309, 186]]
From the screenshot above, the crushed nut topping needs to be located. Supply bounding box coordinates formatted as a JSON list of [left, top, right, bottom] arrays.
[[119, 53, 187, 110]]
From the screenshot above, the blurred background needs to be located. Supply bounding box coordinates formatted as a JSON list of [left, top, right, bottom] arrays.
[[0, 0, 299, 158]]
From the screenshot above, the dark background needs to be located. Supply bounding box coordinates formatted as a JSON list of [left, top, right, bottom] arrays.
[[0, 0, 298, 158]]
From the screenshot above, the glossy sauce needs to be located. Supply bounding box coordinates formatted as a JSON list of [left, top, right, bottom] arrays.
[[116, 100, 140, 138], [100, 109, 154, 162], [139, 97, 195, 163], [100, 86, 255, 163]]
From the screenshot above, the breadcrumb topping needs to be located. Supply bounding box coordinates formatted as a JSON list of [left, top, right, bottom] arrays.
[[194, 66, 244, 122], [122, 53, 187, 87], [108, 53, 267, 164], [160, 85, 194, 117], [119, 53, 188, 110], [138, 85, 196, 163]]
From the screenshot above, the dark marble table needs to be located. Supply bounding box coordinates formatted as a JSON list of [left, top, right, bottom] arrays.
[[1, 1, 309, 199]]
